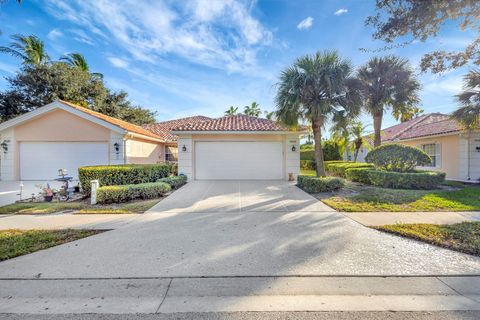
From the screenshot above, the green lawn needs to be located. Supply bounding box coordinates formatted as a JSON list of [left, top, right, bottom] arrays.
[[300, 169, 316, 176], [376, 222, 480, 256], [0, 199, 160, 215], [0, 229, 103, 261], [322, 185, 480, 212]]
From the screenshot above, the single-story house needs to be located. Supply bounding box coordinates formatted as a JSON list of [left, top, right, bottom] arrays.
[[345, 113, 480, 182], [0, 100, 302, 181], [171, 115, 302, 180]]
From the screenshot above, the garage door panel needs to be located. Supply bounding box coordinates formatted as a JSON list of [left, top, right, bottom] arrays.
[[20, 142, 109, 180], [195, 142, 283, 180]]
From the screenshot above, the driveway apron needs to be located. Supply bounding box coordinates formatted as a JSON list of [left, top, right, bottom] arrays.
[[0, 180, 479, 278]]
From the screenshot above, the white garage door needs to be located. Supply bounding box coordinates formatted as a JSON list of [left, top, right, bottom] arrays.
[[195, 141, 283, 180], [19, 142, 109, 180]]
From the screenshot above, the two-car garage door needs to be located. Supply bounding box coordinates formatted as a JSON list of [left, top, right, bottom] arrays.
[[194, 141, 284, 180], [19, 142, 109, 180]]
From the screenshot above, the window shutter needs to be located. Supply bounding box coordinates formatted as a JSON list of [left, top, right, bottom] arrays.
[[436, 143, 442, 168]]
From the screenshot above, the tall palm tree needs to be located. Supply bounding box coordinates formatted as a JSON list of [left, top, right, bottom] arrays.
[[452, 69, 480, 129], [349, 120, 370, 162], [244, 101, 261, 117], [357, 56, 420, 147], [225, 106, 238, 116], [0, 34, 49, 66], [392, 105, 424, 122], [264, 110, 275, 120], [275, 50, 361, 176]]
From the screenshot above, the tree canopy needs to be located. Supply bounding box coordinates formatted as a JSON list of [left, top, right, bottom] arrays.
[[452, 69, 480, 129], [366, 0, 480, 73]]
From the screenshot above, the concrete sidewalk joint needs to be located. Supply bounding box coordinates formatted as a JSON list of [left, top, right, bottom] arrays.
[[342, 211, 480, 226]]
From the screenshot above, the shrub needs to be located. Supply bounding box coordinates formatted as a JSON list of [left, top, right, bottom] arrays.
[[297, 175, 345, 193], [79, 164, 170, 193], [345, 167, 374, 184], [325, 161, 375, 178], [300, 160, 316, 170], [299, 141, 342, 162], [367, 170, 446, 189], [96, 182, 171, 204], [365, 144, 431, 172], [157, 175, 187, 189]]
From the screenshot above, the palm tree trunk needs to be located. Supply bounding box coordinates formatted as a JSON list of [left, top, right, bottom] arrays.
[[373, 110, 383, 148], [354, 148, 359, 162], [312, 116, 325, 177]]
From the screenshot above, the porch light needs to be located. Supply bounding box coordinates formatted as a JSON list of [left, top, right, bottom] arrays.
[[113, 142, 120, 154], [182, 145, 187, 152], [0, 140, 7, 154], [291, 145, 296, 152]]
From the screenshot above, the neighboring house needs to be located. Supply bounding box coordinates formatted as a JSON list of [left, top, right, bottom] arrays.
[[172, 114, 303, 180], [0, 100, 303, 181], [346, 113, 480, 182]]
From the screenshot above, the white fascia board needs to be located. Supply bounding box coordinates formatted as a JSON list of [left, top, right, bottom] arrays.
[[170, 130, 306, 135], [0, 100, 126, 135], [124, 132, 166, 143]]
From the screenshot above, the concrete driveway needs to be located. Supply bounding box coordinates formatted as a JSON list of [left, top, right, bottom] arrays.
[[0, 180, 480, 279]]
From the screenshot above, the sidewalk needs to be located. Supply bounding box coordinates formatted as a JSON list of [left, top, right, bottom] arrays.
[[342, 211, 480, 226], [0, 276, 479, 313], [0, 213, 139, 230]]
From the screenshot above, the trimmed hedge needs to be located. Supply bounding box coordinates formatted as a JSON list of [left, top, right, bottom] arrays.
[[297, 175, 345, 193], [345, 167, 374, 184], [367, 170, 446, 189], [96, 182, 171, 204], [325, 161, 375, 178], [79, 164, 170, 193], [365, 144, 431, 172], [157, 175, 187, 189]]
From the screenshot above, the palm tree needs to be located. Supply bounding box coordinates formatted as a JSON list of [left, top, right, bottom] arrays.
[[244, 101, 261, 117], [349, 120, 371, 161], [0, 34, 49, 66], [275, 50, 361, 176], [61, 53, 90, 71], [225, 106, 238, 116], [264, 110, 275, 120], [392, 105, 424, 122], [357, 56, 420, 147], [452, 69, 480, 129]]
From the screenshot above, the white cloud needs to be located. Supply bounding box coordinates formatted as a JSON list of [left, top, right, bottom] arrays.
[[297, 17, 313, 30], [69, 29, 95, 45], [44, 0, 273, 73], [334, 8, 348, 16], [47, 29, 63, 40], [423, 75, 463, 95], [108, 57, 129, 69]]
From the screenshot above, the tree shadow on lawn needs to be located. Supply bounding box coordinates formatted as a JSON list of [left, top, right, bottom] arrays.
[[319, 182, 480, 212]]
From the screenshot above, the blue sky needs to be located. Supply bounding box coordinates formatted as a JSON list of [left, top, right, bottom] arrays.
[[0, 0, 474, 132]]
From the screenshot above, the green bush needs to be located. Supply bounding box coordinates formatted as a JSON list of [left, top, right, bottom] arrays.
[[365, 144, 431, 172], [157, 175, 187, 189], [79, 164, 170, 193], [297, 175, 345, 193], [345, 167, 374, 184], [96, 182, 171, 204], [299, 141, 341, 161], [367, 170, 446, 189], [325, 161, 375, 178], [300, 160, 316, 170]]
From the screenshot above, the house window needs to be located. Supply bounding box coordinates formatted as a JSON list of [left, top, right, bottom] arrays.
[[421, 143, 439, 167], [165, 146, 178, 162]]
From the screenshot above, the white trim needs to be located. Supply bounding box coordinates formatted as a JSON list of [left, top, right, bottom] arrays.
[[171, 130, 306, 135], [125, 132, 166, 143], [0, 101, 126, 134]]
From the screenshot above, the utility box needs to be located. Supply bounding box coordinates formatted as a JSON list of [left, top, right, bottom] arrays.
[[90, 180, 99, 205]]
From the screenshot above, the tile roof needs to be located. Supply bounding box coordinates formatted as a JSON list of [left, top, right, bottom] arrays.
[[172, 114, 290, 132], [143, 116, 212, 142], [382, 113, 462, 142], [58, 100, 163, 140]]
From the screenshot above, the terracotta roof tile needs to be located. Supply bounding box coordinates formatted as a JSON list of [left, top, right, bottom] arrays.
[[172, 114, 290, 132], [143, 116, 212, 142], [58, 100, 163, 140]]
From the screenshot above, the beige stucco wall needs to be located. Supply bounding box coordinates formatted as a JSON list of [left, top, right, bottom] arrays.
[[126, 137, 164, 164], [401, 135, 460, 180], [15, 109, 110, 141]]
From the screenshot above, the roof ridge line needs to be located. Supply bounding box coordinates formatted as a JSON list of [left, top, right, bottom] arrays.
[[390, 114, 431, 140]]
